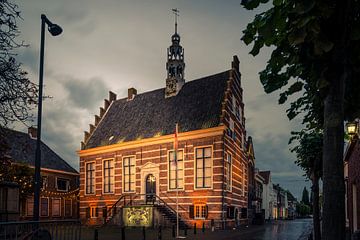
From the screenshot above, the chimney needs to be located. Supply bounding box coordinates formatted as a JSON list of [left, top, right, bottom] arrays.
[[28, 127, 37, 139], [109, 91, 117, 102], [128, 88, 137, 100]]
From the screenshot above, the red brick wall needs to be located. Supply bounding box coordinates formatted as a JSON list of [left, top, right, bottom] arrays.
[[347, 139, 360, 233]]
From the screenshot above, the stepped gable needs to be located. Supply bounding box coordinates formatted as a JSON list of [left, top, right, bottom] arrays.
[[84, 70, 230, 149], [1, 128, 78, 173]]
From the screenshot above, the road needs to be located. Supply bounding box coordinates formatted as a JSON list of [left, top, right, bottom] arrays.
[[82, 218, 312, 240], [221, 219, 312, 240]]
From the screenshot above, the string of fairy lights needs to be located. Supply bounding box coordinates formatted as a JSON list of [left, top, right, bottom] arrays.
[[41, 188, 80, 199]]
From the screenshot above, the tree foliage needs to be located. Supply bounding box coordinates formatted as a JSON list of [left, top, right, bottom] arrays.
[[291, 130, 323, 179], [301, 186, 310, 206], [241, 0, 360, 238], [241, 0, 360, 126], [0, 0, 37, 128], [0, 158, 34, 199]]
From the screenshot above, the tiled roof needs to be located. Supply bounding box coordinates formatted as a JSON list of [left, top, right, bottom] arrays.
[[1, 128, 78, 174], [85, 70, 230, 149]]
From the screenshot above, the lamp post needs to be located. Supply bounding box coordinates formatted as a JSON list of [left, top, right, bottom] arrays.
[[33, 14, 62, 221]]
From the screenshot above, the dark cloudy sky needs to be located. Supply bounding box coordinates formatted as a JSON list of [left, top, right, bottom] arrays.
[[14, 0, 310, 199]]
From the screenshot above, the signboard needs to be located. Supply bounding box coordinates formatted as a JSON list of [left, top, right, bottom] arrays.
[[123, 206, 153, 227]]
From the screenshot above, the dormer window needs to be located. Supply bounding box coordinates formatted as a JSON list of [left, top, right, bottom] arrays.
[[56, 178, 70, 192]]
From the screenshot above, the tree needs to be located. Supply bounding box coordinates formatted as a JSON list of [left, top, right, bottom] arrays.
[[292, 130, 322, 240], [0, 158, 34, 200], [0, 0, 37, 128], [241, 0, 360, 239], [301, 186, 310, 206]]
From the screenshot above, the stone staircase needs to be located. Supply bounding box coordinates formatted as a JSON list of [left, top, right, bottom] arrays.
[[103, 194, 189, 229]]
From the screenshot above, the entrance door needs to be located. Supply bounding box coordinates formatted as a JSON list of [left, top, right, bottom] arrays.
[[146, 174, 156, 204]]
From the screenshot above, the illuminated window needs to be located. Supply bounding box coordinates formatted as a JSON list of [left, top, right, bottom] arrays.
[[26, 197, 34, 216], [103, 159, 114, 193], [52, 198, 61, 216], [90, 206, 98, 218], [225, 153, 232, 191], [194, 204, 207, 219], [169, 150, 184, 189], [195, 147, 212, 188], [40, 198, 49, 216], [86, 162, 95, 194], [123, 156, 136, 192]]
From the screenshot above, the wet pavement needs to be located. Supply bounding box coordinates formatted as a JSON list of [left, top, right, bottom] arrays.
[[221, 218, 312, 240], [81, 218, 312, 240]]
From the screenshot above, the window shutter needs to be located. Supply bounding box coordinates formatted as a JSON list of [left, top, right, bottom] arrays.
[[189, 205, 194, 219], [103, 207, 107, 218], [86, 207, 90, 218], [205, 205, 209, 219], [95, 207, 99, 217]]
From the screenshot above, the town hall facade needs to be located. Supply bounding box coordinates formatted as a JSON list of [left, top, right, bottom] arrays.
[[78, 21, 251, 228]]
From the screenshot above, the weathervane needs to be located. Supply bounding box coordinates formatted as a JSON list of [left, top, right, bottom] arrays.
[[172, 8, 179, 34]]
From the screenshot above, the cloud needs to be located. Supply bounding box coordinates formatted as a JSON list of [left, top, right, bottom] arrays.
[[62, 77, 108, 110]]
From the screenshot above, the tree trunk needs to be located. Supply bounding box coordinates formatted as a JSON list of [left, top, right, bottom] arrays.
[[312, 175, 321, 240], [322, 65, 346, 240]]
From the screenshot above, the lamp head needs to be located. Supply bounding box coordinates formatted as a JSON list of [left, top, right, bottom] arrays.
[[346, 122, 358, 137], [48, 24, 62, 36]]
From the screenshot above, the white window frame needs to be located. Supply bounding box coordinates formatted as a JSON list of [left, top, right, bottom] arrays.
[[26, 197, 34, 216], [90, 206, 97, 218], [102, 158, 115, 194], [225, 153, 232, 191], [64, 199, 72, 217], [55, 177, 70, 192], [194, 146, 213, 190], [167, 149, 185, 191], [40, 197, 49, 217], [194, 204, 207, 219], [52, 198, 61, 217], [85, 161, 96, 195], [122, 155, 136, 193]]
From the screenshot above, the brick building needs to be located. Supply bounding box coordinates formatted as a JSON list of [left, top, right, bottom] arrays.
[[344, 124, 360, 234], [2, 127, 79, 220], [78, 23, 250, 228]]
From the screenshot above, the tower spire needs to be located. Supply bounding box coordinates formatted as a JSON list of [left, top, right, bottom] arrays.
[[172, 8, 179, 34], [165, 8, 185, 98]]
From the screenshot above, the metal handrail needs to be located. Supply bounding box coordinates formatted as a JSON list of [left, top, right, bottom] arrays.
[[104, 193, 135, 223], [131, 193, 189, 222]]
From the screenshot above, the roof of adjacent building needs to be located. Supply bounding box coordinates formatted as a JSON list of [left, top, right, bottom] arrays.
[[85, 70, 231, 149], [1, 128, 78, 174], [259, 171, 271, 184]]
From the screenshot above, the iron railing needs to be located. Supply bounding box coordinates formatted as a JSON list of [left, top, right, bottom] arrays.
[[0, 219, 81, 240]]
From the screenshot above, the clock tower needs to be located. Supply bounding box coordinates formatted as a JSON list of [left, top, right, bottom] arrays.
[[165, 9, 185, 98]]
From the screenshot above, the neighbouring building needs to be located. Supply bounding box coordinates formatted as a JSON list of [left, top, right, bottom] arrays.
[[344, 122, 360, 234], [286, 191, 297, 219], [1, 127, 79, 220], [259, 170, 276, 220], [273, 184, 288, 219], [78, 20, 250, 229]]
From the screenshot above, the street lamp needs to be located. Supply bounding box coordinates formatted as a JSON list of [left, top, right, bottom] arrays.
[[33, 14, 62, 221], [346, 121, 358, 138]]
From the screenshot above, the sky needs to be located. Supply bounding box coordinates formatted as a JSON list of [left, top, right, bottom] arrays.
[[13, 0, 310, 199]]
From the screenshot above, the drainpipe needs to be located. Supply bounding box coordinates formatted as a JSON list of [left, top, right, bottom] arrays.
[[221, 135, 226, 229]]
